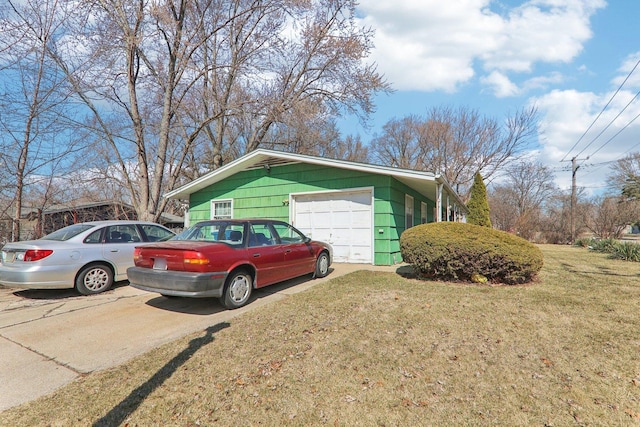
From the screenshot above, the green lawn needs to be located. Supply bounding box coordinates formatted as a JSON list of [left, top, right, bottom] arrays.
[[2, 244, 640, 426]]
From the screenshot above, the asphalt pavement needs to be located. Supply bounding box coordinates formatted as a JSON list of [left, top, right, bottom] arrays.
[[0, 263, 402, 412]]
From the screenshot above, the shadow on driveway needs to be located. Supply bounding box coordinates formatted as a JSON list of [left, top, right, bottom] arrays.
[[93, 321, 231, 427], [142, 270, 333, 314], [11, 281, 130, 300], [144, 295, 226, 315]]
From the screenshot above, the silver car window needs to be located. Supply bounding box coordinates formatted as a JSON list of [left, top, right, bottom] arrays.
[[106, 225, 142, 243], [42, 224, 95, 241], [84, 229, 103, 244]]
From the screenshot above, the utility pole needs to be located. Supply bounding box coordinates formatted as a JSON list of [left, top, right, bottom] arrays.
[[562, 157, 588, 243]]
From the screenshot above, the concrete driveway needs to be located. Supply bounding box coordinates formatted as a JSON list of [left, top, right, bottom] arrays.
[[0, 263, 400, 412]]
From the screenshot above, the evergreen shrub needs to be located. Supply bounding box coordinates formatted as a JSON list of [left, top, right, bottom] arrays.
[[466, 173, 491, 227], [400, 222, 543, 284]]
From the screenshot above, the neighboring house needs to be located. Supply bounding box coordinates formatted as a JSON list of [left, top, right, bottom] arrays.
[[19, 202, 184, 239], [165, 149, 467, 266]]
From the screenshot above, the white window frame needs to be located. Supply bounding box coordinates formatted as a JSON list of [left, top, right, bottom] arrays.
[[421, 201, 427, 224], [210, 199, 233, 220], [405, 195, 414, 229]]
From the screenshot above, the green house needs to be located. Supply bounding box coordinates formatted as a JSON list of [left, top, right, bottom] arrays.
[[165, 149, 467, 266]]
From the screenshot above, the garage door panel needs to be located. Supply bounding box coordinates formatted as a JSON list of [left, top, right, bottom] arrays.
[[293, 190, 372, 264], [332, 214, 352, 228], [346, 245, 371, 262], [350, 216, 370, 227], [295, 213, 314, 229]]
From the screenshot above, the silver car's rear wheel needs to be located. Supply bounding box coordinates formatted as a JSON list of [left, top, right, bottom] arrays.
[[220, 270, 252, 309], [75, 263, 114, 295]]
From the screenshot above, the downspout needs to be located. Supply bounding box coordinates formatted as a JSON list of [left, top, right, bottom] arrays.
[[436, 182, 443, 222], [184, 209, 190, 229]]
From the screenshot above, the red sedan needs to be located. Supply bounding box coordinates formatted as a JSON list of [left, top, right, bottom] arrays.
[[127, 219, 332, 309]]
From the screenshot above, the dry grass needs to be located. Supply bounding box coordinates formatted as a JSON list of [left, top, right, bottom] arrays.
[[2, 244, 640, 426]]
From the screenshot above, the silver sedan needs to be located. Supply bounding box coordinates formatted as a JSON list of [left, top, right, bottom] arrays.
[[0, 220, 175, 295]]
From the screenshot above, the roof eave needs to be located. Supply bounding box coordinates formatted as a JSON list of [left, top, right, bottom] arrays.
[[164, 149, 465, 209]]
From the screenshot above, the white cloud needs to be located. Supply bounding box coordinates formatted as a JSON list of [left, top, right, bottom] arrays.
[[357, 0, 606, 94], [483, 0, 605, 72], [532, 65, 640, 193], [612, 52, 640, 89], [481, 71, 520, 97], [522, 72, 565, 91], [481, 69, 565, 98]]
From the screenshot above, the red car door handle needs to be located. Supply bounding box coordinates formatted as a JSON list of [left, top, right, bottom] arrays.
[[285, 249, 292, 253], [253, 253, 260, 258]]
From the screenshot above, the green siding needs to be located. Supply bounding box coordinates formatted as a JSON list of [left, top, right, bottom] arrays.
[[189, 163, 438, 266], [378, 178, 436, 265]]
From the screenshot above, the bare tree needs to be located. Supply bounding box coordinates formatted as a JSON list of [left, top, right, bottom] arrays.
[[42, 0, 224, 222], [12, 0, 388, 222], [327, 134, 370, 163], [372, 106, 538, 198], [193, 0, 389, 169], [488, 186, 518, 232], [535, 190, 591, 244], [582, 196, 639, 239], [370, 115, 422, 168], [259, 100, 342, 154], [489, 160, 557, 237], [256, 98, 370, 162], [608, 153, 640, 200], [0, 0, 82, 241]]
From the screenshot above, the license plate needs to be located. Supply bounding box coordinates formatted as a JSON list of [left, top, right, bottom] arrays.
[[2, 252, 15, 263], [153, 258, 167, 270]]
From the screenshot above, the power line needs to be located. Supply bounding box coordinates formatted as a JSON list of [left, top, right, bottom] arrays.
[[578, 110, 640, 180], [574, 89, 640, 160], [585, 107, 640, 159], [560, 57, 640, 162]]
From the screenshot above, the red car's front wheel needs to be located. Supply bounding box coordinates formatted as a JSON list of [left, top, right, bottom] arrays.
[[315, 252, 330, 278]]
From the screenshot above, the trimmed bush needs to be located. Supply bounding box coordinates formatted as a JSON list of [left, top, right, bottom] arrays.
[[400, 222, 543, 284]]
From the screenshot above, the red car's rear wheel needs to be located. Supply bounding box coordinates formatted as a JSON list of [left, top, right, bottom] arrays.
[[220, 270, 252, 309]]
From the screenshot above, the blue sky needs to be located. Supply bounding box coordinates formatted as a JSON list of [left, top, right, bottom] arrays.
[[339, 0, 640, 195]]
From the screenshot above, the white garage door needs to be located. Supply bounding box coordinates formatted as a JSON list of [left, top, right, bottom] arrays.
[[293, 189, 372, 264]]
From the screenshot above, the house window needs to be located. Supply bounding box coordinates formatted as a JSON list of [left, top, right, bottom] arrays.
[[405, 195, 414, 229], [211, 200, 233, 219], [421, 202, 427, 224]]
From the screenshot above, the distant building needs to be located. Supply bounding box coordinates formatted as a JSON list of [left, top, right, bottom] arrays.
[[9, 201, 183, 240]]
